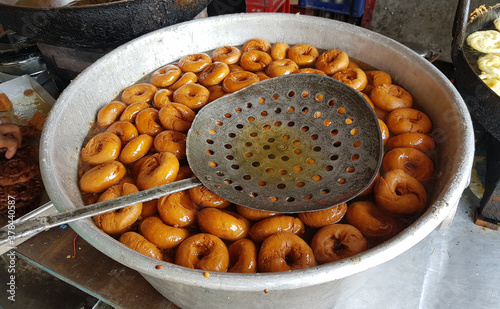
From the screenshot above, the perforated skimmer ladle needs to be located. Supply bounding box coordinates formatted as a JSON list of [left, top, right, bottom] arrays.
[[0, 74, 383, 244]]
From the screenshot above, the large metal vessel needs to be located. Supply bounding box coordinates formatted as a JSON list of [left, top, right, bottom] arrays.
[[39, 13, 474, 309]]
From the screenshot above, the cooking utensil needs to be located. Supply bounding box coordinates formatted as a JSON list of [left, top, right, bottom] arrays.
[[38, 13, 474, 309], [452, 0, 500, 141], [0, 73, 381, 245], [0, 0, 211, 49]]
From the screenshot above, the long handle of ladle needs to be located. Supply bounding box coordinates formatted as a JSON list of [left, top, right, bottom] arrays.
[[0, 177, 202, 246]]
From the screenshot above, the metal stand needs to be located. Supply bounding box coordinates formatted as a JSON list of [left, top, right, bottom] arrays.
[[475, 133, 500, 230]]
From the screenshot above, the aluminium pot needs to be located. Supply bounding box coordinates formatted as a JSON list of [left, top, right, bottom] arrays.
[[40, 13, 474, 309], [452, 0, 500, 141], [0, 0, 211, 49]]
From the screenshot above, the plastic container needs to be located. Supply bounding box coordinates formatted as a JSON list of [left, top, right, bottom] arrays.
[[298, 0, 365, 17]]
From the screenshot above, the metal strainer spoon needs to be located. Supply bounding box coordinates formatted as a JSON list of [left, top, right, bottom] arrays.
[[0, 74, 382, 244]]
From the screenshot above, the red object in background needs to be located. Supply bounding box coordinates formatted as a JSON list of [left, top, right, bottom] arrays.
[[247, 0, 291, 13], [361, 0, 377, 29], [290, 4, 305, 14]]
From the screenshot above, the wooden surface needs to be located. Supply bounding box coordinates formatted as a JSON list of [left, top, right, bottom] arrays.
[[14, 225, 179, 309]]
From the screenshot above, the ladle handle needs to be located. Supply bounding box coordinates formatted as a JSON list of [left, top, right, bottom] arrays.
[[0, 177, 202, 246]]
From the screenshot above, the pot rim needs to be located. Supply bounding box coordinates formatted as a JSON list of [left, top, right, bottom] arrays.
[[40, 13, 475, 292]]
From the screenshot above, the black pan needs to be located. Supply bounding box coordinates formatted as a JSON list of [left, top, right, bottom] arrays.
[[0, 0, 211, 49], [452, 0, 500, 141]]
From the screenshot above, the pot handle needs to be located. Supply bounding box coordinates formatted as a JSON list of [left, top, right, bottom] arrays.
[[452, 0, 470, 55]]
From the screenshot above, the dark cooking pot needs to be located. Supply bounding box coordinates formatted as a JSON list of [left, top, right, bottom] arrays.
[[0, 0, 212, 49], [452, 0, 500, 141]]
